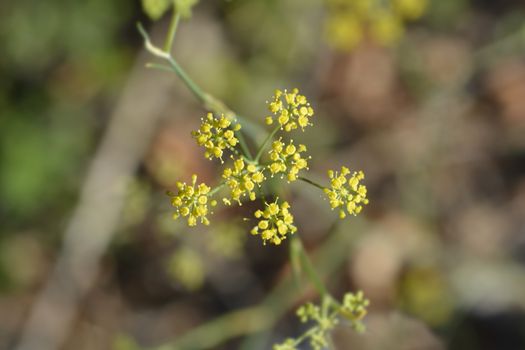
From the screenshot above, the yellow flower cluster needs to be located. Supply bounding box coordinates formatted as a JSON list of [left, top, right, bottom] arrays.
[[325, 0, 428, 50], [265, 89, 314, 132], [222, 157, 265, 205], [340, 290, 370, 324], [168, 174, 217, 226], [250, 200, 297, 245], [268, 139, 309, 182], [191, 112, 241, 162], [170, 88, 368, 247], [273, 291, 370, 350], [323, 166, 369, 219]]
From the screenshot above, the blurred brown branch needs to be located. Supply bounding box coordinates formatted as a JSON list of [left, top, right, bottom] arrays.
[[14, 26, 176, 350]]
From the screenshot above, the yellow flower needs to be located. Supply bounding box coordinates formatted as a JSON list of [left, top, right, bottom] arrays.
[[266, 88, 314, 132], [340, 291, 370, 322], [191, 112, 241, 162], [393, 0, 427, 20], [325, 12, 363, 50], [268, 138, 310, 182], [168, 174, 217, 226], [222, 157, 266, 205], [370, 11, 404, 46], [167, 247, 205, 291], [251, 200, 297, 245], [323, 167, 369, 219], [323, 0, 427, 51]]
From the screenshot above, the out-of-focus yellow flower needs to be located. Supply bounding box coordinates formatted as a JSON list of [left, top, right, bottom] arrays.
[[352, 0, 374, 15], [208, 223, 246, 259], [370, 11, 404, 46], [401, 267, 454, 326], [251, 200, 297, 245], [222, 157, 265, 205], [340, 290, 370, 322], [191, 112, 241, 162], [324, 166, 369, 219], [168, 174, 217, 226], [324, 0, 427, 50], [325, 12, 363, 51], [167, 247, 205, 291], [266, 88, 314, 132], [268, 139, 309, 182], [393, 0, 428, 20]]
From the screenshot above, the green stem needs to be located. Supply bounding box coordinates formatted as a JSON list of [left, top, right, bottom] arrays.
[[209, 183, 225, 196], [298, 176, 326, 191], [293, 236, 328, 298], [154, 220, 353, 350], [138, 23, 257, 160], [289, 236, 303, 290], [164, 11, 180, 53], [166, 56, 207, 104], [166, 58, 254, 161], [165, 57, 254, 160], [137, 23, 206, 104], [236, 131, 254, 160], [291, 308, 339, 348], [153, 307, 273, 350], [254, 126, 280, 162], [145, 62, 173, 72]]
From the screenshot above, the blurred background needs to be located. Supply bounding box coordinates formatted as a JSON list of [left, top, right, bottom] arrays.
[[1, 0, 525, 349]]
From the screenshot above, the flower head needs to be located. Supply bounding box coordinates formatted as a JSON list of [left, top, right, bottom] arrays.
[[268, 138, 309, 182], [340, 290, 370, 322], [296, 302, 321, 323], [324, 0, 427, 50], [265, 88, 314, 132], [251, 200, 297, 245], [393, 0, 428, 20], [191, 112, 241, 162], [323, 167, 369, 219], [222, 157, 265, 205], [295, 300, 339, 350], [168, 174, 217, 226]]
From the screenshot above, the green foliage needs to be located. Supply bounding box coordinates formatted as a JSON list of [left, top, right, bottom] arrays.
[[0, 116, 89, 216]]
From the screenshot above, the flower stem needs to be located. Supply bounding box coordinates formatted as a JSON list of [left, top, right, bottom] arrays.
[[236, 131, 253, 160], [166, 56, 207, 104], [166, 56, 254, 160], [138, 22, 257, 160], [145, 62, 173, 72], [254, 125, 280, 162], [164, 10, 180, 53], [298, 176, 326, 191], [292, 236, 328, 298], [209, 183, 225, 196]]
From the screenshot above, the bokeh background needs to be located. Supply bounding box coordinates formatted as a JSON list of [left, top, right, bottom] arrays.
[[2, 0, 525, 349]]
